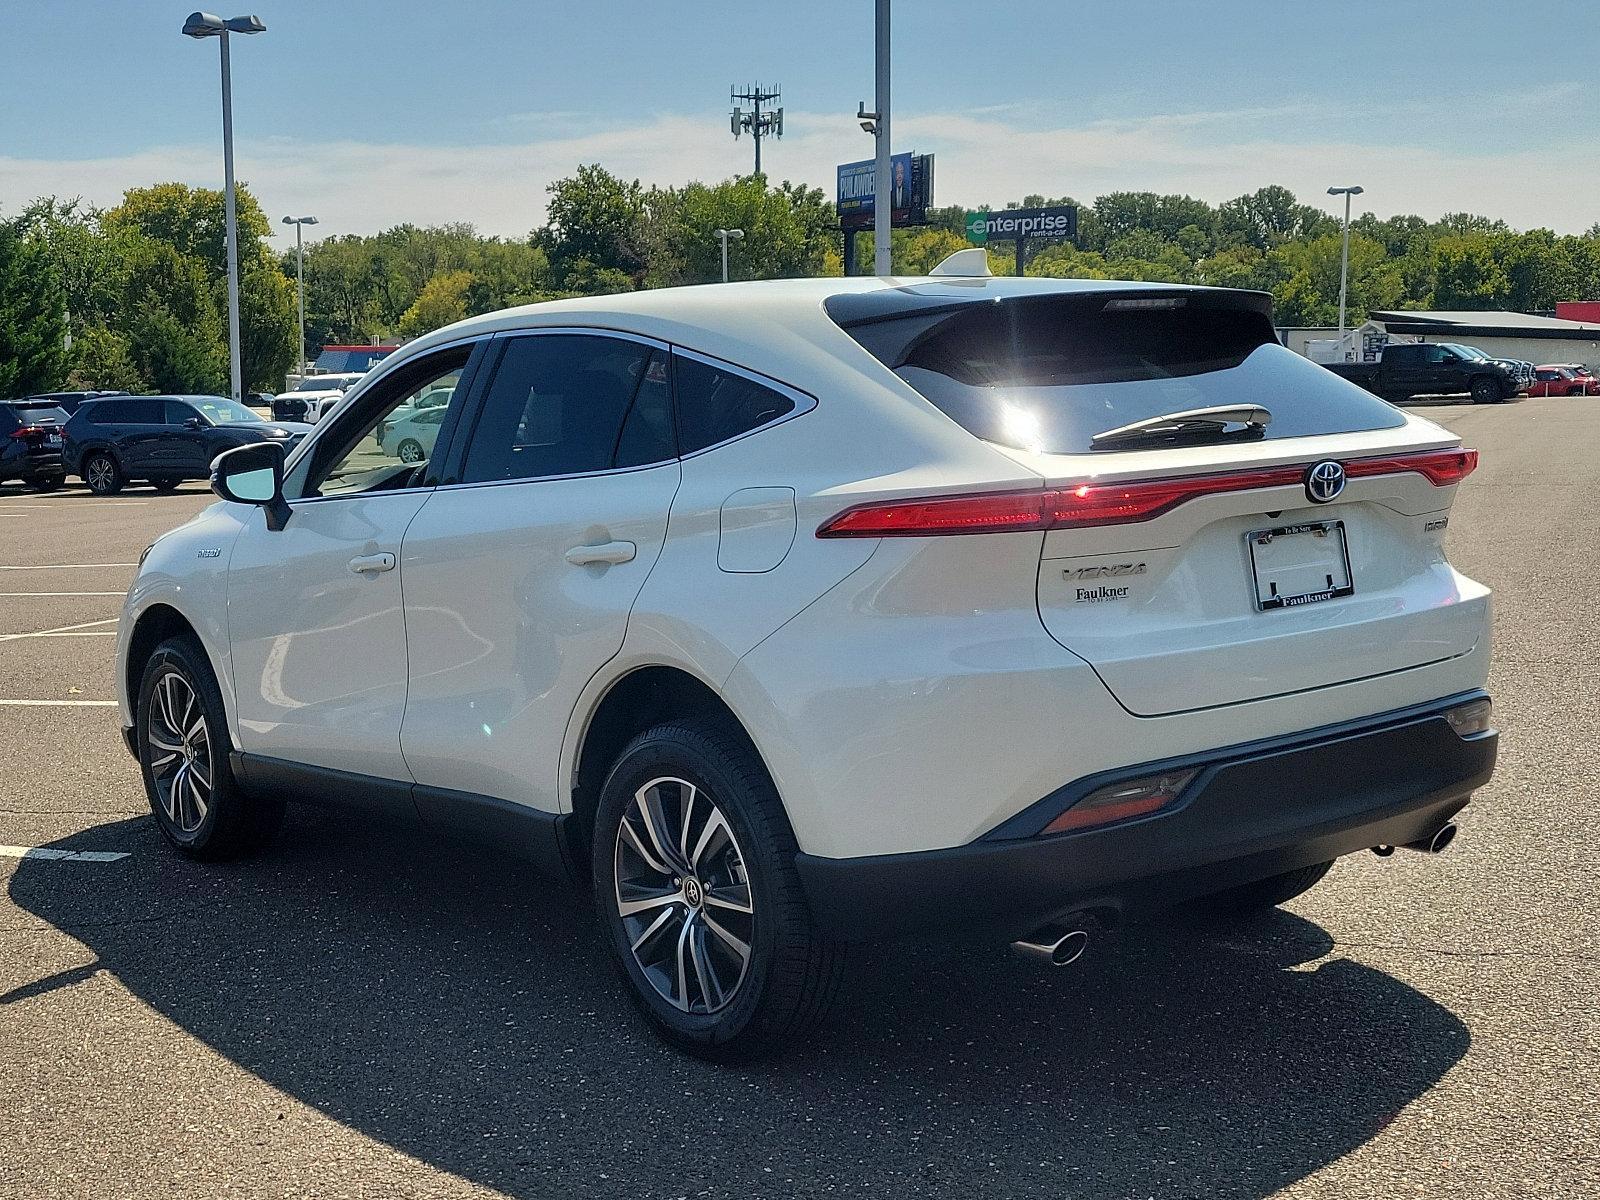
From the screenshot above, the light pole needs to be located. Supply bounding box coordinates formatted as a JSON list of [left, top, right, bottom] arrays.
[[872, 0, 891, 276], [1327, 184, 1364, 347], [183, 11, 266, 401], [281, 215, 318, 379], [714, 228, 744, 283]]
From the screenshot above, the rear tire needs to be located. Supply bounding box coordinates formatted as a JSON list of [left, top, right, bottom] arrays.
[[1203, 861, 1334, 915], [24, 475, 62, 492], [591, 718, 845, 1061], [150, 478, 181, 493], [1470, 376, 1503, 405], [83, 452, 123, 495], [397, 439, 425, 464], [136, 635, 284, 860]]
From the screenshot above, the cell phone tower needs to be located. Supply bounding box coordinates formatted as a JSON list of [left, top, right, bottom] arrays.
[[729, 84, 783, 176]]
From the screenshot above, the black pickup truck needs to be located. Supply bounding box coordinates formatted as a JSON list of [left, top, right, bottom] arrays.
[[1325, 342, 1524, 403]]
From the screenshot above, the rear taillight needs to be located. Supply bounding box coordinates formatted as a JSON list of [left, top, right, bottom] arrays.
[[1344, 447, 1477, 487], [816, 448, 1480, 537], [10, 426, 49, 440]]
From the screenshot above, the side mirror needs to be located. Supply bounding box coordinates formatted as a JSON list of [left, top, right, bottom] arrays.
[[211, 441, 291, 531], [184, 416, 204, 430]]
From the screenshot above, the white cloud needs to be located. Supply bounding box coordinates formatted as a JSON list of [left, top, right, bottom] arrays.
[[1, 104, 1591, 250]]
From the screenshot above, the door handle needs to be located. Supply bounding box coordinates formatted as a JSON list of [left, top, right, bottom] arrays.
[[564, 540, 636, 566], [348, 552, 396, 575]]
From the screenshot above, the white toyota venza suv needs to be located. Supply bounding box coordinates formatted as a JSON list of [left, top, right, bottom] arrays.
[[117, 266, 1497, 1059]]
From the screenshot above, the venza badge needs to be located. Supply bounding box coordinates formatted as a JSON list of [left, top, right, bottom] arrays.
[[1304, 460, 1346, 504]]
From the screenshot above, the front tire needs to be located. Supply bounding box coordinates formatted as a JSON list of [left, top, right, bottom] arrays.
[[24, 475, 62, 492], [83, 451, 124, 495], [592, 719, 845, 1060], [151, 478, 181, 493], [1203, 860, 1334, 915], [1470, 376, 1503, 405], [137, 635, 283, 860]]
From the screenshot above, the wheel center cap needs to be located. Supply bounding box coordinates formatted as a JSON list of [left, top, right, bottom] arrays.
[[683, 877, 704, 909]]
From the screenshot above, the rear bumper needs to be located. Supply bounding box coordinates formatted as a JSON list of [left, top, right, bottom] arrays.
[[796, 692, 1497, 941]]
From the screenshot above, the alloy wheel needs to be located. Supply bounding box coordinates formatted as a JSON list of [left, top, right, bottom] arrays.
[[86, 456, 114, 491], [613, 776, 755, 1014], [398, 440, 424, 463], [146, 670, 212, 834]]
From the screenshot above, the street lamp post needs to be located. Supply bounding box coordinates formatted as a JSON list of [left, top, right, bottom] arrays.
[[714, 228, 744, 283], [872, 0, 891, 276], [1327, 185, 1365, 347], [183, 12, 266, 402], [281, 215, 318, 379]]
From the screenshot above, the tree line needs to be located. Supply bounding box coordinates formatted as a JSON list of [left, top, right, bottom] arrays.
[[5, 170, 1600, 398]]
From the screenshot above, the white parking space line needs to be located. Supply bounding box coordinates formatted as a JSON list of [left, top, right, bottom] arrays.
[[0, 845, 129, 863], [29, 631, 117, 638], [0, 592, 124, 597], [0, 502, 148, 509], [0, 563, 138, 570], [0, 618, 119, 642], [0, 699, 117, 706]]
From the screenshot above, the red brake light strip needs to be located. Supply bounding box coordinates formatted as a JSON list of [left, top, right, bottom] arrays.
[[817, 448, 1478, 538]]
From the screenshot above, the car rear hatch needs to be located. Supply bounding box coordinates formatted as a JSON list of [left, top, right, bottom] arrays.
[[828, 283, 1485, 717], [6, 406, 68, 470]]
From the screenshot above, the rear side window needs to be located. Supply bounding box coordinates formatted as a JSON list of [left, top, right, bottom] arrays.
[[89, 398, 161, 423], [831, 291, 1405, 454], [672, 355, 795, 454], [461, 335, 674, 483]]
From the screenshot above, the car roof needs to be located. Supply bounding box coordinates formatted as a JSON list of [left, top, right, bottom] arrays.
[[385, 275, 1248, 395]]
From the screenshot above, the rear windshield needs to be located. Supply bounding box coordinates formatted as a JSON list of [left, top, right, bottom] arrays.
[[8, 403, 70, 425], [830, 290, 1405, 454]]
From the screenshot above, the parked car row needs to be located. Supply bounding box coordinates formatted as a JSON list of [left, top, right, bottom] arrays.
[[0, 393, 309, 494]]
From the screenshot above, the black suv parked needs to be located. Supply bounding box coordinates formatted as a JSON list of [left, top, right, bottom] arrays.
[[0, 401, 70, 490], [62, 395, 310, 494]]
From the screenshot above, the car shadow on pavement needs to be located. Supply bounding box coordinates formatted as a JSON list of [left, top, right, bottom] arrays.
[[9, 811, 1469, 1199]]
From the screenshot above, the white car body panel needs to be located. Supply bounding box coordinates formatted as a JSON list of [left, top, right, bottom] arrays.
[[226, 494, 429, 778], [398, 461, 681, 809]]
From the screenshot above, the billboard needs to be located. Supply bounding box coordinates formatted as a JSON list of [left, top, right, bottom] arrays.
[[837, 153, 933, 228], [965, 205, 1078, 245]]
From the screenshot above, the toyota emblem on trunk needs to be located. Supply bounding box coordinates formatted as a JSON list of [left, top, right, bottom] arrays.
[[1305, 460, 1346, 504]]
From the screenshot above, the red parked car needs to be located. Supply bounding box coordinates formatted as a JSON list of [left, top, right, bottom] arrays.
[[1528, 365, 1599, 396]]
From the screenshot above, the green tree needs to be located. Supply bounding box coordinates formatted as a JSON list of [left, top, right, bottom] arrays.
[[398, 270, 473, 338], [105, 182, 273, 283], [0, 214, 69, 398], [66, 325, 144, 391], [645, 175, 834, 286], [535, 165, 648, 288], [1433, 235, 1509, 308], [131, 305, 227, 394], [240, 266, 297, 391]]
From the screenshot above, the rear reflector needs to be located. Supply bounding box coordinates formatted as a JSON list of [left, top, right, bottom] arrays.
[[817, 448, 1479, 537], [1041, 768, 1197, 835]]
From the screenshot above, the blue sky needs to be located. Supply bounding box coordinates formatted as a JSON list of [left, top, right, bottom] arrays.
[[2, 0, 1596, 246]]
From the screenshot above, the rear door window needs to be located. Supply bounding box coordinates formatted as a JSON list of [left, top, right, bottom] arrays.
[[460, 335, 673, 483], [830, 290, 1405, 454], [116, 398, 164, 424]]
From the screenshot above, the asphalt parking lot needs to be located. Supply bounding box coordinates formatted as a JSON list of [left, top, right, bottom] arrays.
[[1, 398, 1595, 1200]]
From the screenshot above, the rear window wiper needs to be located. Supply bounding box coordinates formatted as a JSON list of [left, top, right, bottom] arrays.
[[1089, 404, 1272, 450]]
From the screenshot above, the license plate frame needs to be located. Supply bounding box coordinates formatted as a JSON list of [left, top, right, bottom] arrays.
[[1246, 520, 1354, 611]]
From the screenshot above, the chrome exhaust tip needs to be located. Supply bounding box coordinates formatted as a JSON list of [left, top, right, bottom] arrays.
[[1011, 927, 1090, 967], [1402, 822, 1458, 854]]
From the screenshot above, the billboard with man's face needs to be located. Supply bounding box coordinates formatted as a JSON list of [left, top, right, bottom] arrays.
[[837, 153, 932, 228]]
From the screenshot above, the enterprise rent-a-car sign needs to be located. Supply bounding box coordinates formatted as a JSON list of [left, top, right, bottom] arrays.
[[965, 206, 1077, 245]]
